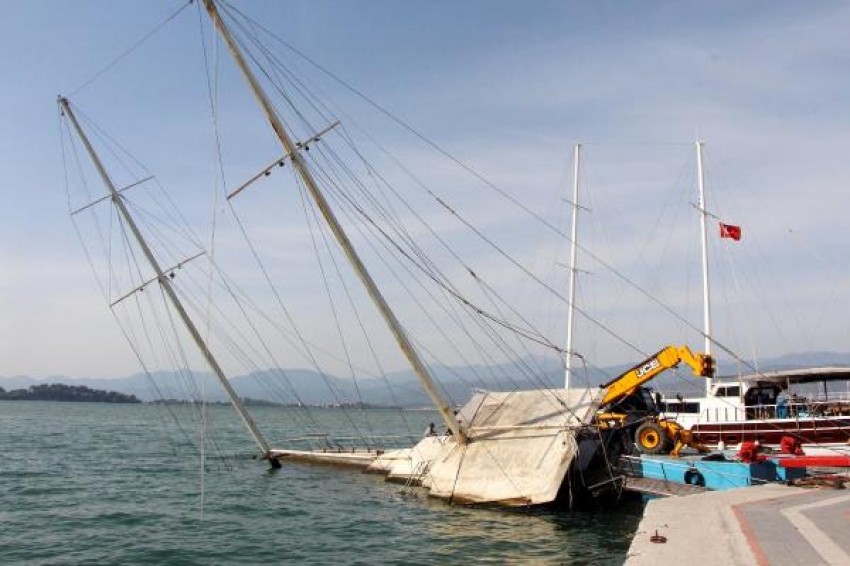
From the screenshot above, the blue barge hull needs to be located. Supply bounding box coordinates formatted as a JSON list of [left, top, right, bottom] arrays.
[[621, 453, 806, 491]]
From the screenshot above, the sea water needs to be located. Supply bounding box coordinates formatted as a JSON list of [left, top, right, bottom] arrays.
[[0, 401, 642, 564]]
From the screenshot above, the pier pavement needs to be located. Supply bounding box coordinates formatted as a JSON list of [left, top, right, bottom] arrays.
[[626, 483, 850, 565]]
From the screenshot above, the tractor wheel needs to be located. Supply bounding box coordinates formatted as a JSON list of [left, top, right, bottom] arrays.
[[635, 422, 668, 455]]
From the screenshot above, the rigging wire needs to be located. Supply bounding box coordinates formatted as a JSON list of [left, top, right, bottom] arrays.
[[296, 179, 380, 436], [62, 126, 220, 460], [69, 1, 194, 96], [61, 112, 196, 448], [218, 5, 515, 406], [314, 138, 561, 390], [314, 161, 575, 406], [312, 137, 572, 360], [198, 0, 226, 514], [213, 5, 641, 420], [233, 0, 832, 418], [63, 103, 260, 461], [222, 5, 646, 364], [198, 7, 401, 445], [214, 4, 589, 413], [193, 8, 332, 437], [68, 3, 850, 457], [219, 2, 779, 381]]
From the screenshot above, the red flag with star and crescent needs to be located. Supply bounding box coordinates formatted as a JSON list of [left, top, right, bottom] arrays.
[[719, 222, 742, 241]]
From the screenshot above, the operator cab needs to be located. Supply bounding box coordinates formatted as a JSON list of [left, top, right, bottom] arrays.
[[612, 387, 660, 421]]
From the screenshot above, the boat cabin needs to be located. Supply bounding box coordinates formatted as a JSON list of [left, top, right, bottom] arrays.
[[662, 366, 850, 427]]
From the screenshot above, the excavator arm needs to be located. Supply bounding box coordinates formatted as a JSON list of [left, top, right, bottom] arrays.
[[599, 345, 714, 408], [596, 344, 714, 456]]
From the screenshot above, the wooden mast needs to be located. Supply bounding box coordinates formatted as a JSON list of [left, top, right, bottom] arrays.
[[58, 96, 277, 463], [202, 0, 466, 444]]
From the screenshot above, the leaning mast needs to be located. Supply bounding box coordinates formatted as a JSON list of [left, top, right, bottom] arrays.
[[58, 96, 276, 462], [202, 0, 466, 444]]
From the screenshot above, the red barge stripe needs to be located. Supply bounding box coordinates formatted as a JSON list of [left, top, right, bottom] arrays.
[[778, 456, 850, 468]]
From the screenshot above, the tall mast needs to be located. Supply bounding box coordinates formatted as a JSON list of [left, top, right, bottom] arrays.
[[564, 144, 581, 389], [59, 96, 274, 459], [202, 0, 466, 444], [696, 140, 713, 395]]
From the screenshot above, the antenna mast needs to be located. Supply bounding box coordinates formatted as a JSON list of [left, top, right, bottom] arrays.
[[564, 144, 581, 389], [696, 140, 713, 396]]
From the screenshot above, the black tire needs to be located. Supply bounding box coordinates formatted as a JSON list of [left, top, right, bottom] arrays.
[[684, 469, 706, 487], [635, 422, 668, 455]]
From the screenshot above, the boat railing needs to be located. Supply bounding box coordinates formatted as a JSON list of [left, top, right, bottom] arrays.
[[782, 397, 850, 418], [697, 405, 746, 423], [699, 397, 850, 422], [277, 433, 420, 453]]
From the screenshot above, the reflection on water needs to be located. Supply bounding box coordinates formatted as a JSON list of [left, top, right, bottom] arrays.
[[418, 493, 644, 563]]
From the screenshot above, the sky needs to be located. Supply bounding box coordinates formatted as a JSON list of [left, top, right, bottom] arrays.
[[1, 1, 850, 379]]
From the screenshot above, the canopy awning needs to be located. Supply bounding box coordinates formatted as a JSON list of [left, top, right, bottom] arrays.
[[726, 366, 850, 386]]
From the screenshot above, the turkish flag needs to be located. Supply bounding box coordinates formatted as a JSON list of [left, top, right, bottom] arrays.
[[719, 222, 742, 241]]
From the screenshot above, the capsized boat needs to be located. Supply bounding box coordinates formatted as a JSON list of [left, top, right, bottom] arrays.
[[367, 388, 607, 506], [58, 0, 635, 508]]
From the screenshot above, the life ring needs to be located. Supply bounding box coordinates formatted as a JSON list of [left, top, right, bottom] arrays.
[[684, 469, 705, 487]]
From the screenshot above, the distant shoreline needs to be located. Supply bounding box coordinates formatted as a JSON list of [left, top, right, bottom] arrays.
[[151, 398, 400, 409], [0, 384, 401, 409], [0, 383, 140, 404]]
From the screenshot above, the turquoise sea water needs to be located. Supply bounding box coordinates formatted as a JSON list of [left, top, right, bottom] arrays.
[[0, 401, 642, 564]]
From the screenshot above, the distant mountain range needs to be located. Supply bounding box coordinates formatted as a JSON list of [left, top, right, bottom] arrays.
[[3, 351, 849, 408]]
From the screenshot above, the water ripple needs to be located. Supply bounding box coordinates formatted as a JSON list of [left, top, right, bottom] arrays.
[[0, 401, 642, 564]]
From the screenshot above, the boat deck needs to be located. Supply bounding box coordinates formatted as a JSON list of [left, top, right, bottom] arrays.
[[269, 388, 603, 506], [626, 482, 850, 565], [269, 448, 380, 468]]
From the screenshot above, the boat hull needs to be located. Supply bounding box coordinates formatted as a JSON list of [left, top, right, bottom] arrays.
[[689, 415, 850, 449]]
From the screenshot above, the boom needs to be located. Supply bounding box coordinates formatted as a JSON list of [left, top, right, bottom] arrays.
[[600, 345, 714, 408]]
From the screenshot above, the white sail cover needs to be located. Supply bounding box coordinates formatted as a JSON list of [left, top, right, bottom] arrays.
[[421, 387, 602, 505]]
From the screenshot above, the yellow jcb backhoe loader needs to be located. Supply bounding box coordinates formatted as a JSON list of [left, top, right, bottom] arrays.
[[596, 345, 715, 456]]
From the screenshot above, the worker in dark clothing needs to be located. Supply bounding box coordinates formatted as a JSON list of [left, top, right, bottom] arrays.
[[423, 422, 437, 437]]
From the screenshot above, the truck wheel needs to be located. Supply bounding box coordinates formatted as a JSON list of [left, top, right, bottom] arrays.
[[635, 422, 667, 454]]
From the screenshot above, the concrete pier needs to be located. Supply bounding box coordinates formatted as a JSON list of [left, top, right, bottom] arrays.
[[626, 483, 850, 565]]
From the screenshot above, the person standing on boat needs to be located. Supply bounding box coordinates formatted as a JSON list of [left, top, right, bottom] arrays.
[[424, 422, 437, 437], [776, 391, 790, 419], [444, 410, 463, 436]]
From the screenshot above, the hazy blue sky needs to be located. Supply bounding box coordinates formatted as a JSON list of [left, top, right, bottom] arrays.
[[2, 1, 849, 378]]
